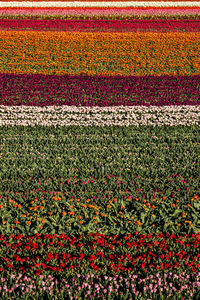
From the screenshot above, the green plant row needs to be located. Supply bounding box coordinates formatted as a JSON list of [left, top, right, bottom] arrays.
[[0, 125, 199, 185], [0, 125, 199, 236]]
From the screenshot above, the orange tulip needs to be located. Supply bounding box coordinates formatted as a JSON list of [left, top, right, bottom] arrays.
[[0, 31, 198, 76], [68, 211, 75, 215]]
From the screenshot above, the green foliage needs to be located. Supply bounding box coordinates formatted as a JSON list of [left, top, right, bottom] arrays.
[[0, 126, 198, 236]]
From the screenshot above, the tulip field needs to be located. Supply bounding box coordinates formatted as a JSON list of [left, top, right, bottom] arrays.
[[0, 0, 199, 299]]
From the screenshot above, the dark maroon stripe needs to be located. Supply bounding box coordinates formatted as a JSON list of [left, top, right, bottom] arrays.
[[0, 74, 199, 106], [0, 19, 199, 32]]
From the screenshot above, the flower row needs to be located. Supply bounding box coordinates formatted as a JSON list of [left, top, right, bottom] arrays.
[[0, 14, 199, 19], [1, 2, 200, 8], [0, 8, 200, 17], [1, 74, 199, 107], [0, 105, 199, 126], [1, 0, 198, 2], [0, 31, 199, 76], [0, 232, 200, 276], [0, 187, 199, 236], [0, 19, 199, 32], [0, 271, 199, 299]]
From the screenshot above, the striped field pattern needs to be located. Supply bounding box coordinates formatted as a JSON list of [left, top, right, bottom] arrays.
[[0, 1, 199, 300]]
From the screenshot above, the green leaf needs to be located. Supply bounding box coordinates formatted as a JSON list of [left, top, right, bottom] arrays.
[[193, 202, 200, 210], [172, 209, 182, 217], [141, 212, 146, 224]]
